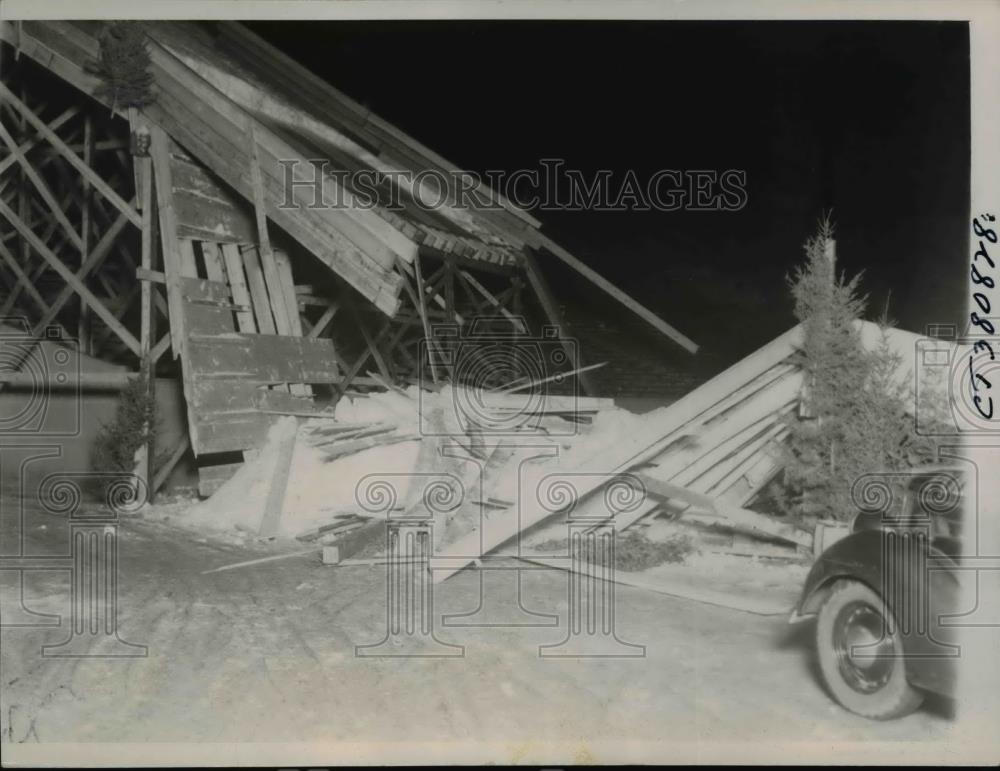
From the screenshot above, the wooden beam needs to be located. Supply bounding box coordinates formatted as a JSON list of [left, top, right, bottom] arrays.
[[200, 240, 227, 282], [0, 82, 141, 228], [178, 238, 198, 277], [0, 198, 141, 355], [257, 422, 297, 537], [149, 124, 187, 359], [404, 254, 438, 383], [348, 297, 393, 383], [0, 120, 85, 252], [0, 240, 55, 319], [32, 207, 131, 332], [0, 105, 79, 177], [220, 242, 257, 333], [152, 435, 190, 495], [306, 299, 340, 340], [78, 113, 94, 355], [458, 269, 516, 321], [138, 152, 156, 496], [240, 245, 276, 335], [534, 237, 699, 354], [633, 473, 811, 548]]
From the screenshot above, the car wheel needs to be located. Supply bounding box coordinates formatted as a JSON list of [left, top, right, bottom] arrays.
[[815, 580, 924, 720]]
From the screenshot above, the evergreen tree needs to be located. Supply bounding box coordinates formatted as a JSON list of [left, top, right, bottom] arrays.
[[86, 22, 155, 112], [778, 217, 935, 524]]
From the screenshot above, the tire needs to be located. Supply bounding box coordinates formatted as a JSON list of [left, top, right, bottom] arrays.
[[815, 580, 924, 720]]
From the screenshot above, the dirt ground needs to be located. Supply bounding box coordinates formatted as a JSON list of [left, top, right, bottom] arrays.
[[1, 495, 955, 758]]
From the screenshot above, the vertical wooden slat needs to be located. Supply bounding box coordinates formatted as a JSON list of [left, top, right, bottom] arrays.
[[201, 240, 227, 282], [78, 113, 93, 354], [220, 242, 257, 333], [247, 121, 294, 337], [178, 238, 199, 278], [273, 249, 301, 335], [241, 245, 276, 335], [137, 150, 155, 501], [149, 124, 187, 361], [273, 248, 310, 395], [409, 254, 438, 383]]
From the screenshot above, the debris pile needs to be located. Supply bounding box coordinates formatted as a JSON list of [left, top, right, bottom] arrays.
[[180, 320, 950, 596]]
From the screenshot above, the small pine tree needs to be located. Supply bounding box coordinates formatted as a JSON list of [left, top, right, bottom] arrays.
[[91, 375, 157, 496], [86, 22, 155, 112], [779, 216, 938, 525], [782, 217, 870, 522]]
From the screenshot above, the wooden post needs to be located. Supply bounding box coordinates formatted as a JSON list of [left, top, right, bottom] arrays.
[[411, 254, 439, 383], [148, 125, 186, 360], [136, 148, 155, 501], [78, 114, 93, 354]]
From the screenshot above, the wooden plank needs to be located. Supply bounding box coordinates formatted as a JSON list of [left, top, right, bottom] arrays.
[[0, 198, 141, 356], [200, 240, 227, 282], [258, 248, 293, 336], [432, 326, 808, 582], [137, 152, 156, 497], [213, 21, 540, 230], [152, 435, 190, 495], [240, 245, 276, 335], [79, 114, 94, 355], [185, 333, 340, 384], [534, 236, 699, 354], [273, 249, 302, 335], [411, 253, 440, 382], [149, 124, 188, 360], [1, 21, 399, 315], [180, 276, 237, 336], [178, 238, 199, 277], [139, 41, 403, 311], [273, 248, 311, 396], [321, 433, 419, 462], [258, 423, 297, 537], [191, 412, 282, 455], [306, 299, 340, 340], [219, 242, 257, 333], [189, 377, 314, 415], [459, 269, 516, 320], [169, 150, 257, 244], [633, 473, 811, 548], [247, 124, 296, 347]]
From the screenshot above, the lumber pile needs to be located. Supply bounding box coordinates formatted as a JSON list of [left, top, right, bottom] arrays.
[[429, 320, 946, 581], [180, 319, 948, 589]]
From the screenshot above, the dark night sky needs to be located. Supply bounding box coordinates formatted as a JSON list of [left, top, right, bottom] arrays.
[[249, 21, 969, 365]]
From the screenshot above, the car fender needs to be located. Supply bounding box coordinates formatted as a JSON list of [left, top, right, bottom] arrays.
[[794, 530, 885, 619]]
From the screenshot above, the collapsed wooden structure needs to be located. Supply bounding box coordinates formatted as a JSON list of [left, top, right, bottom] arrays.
[[431, 320, 937, 580], [0, 20, 698, 499]]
